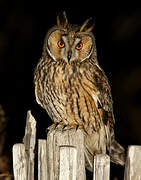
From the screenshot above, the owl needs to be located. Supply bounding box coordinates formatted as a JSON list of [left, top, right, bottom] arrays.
[[34, 12, 125, 171]]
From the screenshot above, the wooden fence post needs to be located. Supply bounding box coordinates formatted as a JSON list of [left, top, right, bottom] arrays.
[[13, 111, 36, 180], [38, 139, 48, 180], [13, 144, 27, 180], [13, 111, 141, 180], [23, 111, 36, 180], [93, 154, 110, 180], [124, 145, 141, 180], [59, 146, 77, 180], [46, 128, 86, 180]]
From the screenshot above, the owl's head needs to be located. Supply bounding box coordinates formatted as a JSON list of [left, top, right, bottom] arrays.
[[44, 12, 97, 63]]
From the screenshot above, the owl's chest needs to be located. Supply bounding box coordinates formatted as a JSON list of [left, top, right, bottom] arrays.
[[51, 64, 80, 94], [47, 63, 97, 101], [45, 63, 102, 129]]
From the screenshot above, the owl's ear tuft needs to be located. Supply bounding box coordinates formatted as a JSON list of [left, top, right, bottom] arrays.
[[80, 18, 95, 32], [57, 11, 68, 29]]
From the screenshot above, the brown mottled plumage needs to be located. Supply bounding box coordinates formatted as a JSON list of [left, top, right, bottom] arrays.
[[34, 12, 125, 171]]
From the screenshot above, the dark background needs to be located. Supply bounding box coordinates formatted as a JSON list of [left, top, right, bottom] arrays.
[[0, 1, 141, 179]]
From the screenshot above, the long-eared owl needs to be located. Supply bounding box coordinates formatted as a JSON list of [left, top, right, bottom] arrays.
[[34, 12, 125, 171]]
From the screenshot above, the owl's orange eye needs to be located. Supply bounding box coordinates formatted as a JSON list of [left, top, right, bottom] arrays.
[[57, 40, 65, 48], [76, 42, 83, 50]]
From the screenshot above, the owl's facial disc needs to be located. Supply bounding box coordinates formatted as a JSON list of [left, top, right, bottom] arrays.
[[47, 29, 93, 63]]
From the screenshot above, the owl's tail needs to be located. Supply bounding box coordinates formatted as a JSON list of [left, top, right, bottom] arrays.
[[110, 140, 125, 165], [109, 130, 126, 166], [85, 141, 125, 172], [84, 129, 126, 172]]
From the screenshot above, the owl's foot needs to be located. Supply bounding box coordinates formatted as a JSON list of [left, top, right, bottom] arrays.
[[63, 123, 79, 131], [47, 122, 60, 131], [63, 122, 85, 131], [47, 122, 67, 131], [48, 122, 83, 131]]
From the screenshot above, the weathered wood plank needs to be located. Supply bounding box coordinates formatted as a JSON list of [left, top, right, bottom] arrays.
[[46, 128, 86, 180], [59, 146, 77, 180], [22, 110, 36, 180], [93, 154, 110, 180], [12, 144, 27, 180], [23, 111, 36, 180], [13, 111, 36, 180], [124, 145, 141, 180], [23, 110, 36, 153], [38, 139, 48, 180]]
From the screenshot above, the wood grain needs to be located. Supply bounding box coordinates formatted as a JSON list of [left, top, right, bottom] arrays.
[[46, 128, 86, 180], [124, 146, 141, 180], [93, 154, 110, 180], [38, 139, 48, 180]]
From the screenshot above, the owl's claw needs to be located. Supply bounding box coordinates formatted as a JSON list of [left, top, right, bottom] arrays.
[[76, 124, 80, 130], [63, 123, 82, 131], [62, 124, 68, 130], [47, 122, 60, 131], [47, 122, 66, 131], [48, 122, 82, 131]]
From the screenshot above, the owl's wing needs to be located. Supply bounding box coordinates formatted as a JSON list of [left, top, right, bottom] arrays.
[[92, 64, 125, 165], [92, 64, 115, 126], [34, 63, 49, 112]]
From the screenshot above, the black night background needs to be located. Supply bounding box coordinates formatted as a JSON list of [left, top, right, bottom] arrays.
[[0, 1, 141, 179]]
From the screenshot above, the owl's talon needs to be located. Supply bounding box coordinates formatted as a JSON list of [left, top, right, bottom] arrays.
[[56, 123, 65, 130], [62, 124, 68, 129], [63, 123, 80, 131], [47, 122, 59, 131], [76, 124, 80, 129], [47, 122, 84, 132]]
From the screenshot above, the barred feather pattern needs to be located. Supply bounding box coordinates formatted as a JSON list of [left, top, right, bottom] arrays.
[[34, 54, 125, 171]]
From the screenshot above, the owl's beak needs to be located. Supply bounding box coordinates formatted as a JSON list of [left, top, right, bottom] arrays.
[[67, 50, 72, 61]]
